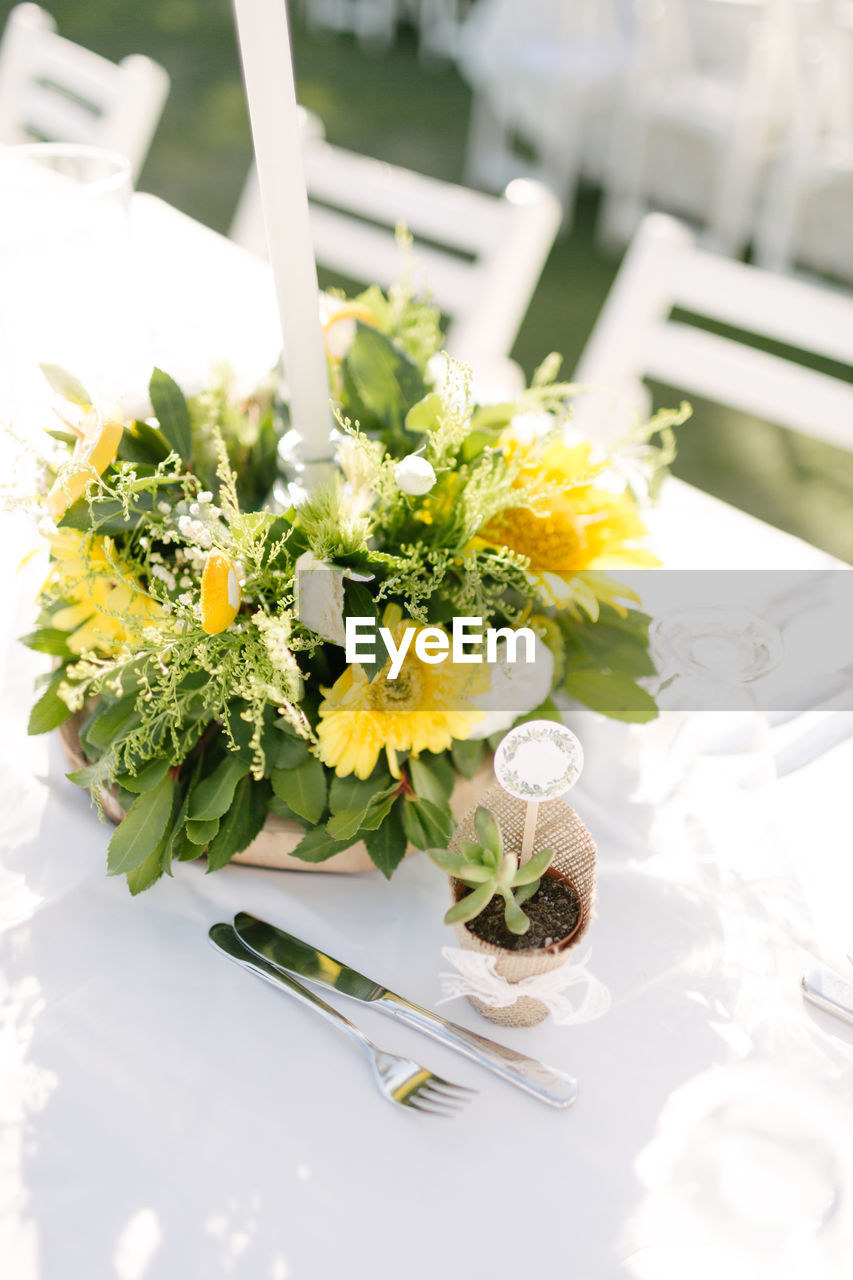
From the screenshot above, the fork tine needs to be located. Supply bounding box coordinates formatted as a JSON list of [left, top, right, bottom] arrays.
[[424, 1076, 476, 1096], [404, 1095, 456, 1116], [418, 1083, 471, 1111]]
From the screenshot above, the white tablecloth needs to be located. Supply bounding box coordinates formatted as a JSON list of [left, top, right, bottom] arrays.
[[2, 195, 852, 1280]]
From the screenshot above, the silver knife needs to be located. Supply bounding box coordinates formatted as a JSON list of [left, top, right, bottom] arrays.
[[233, 911, 578, 1108], [802, 966, 853, 1028]]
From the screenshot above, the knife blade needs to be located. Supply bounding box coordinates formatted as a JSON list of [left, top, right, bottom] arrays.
[[233, 911, 578, 1108], [802, 966, 853, 1028]]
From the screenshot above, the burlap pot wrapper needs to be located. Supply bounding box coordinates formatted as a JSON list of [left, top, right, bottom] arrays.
[[448, 782, 597, 1027]]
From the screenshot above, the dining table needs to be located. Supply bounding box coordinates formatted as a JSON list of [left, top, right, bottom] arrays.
[[1, 191, 852, 1280]]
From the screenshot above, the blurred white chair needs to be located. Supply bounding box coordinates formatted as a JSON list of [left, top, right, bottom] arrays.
[[0, 3, 169, 180], [230, 139, 562, 376], [576, 213, 853, 454], [753, 0, 853, 282], [599, 0, 790, 256], [417, 0, 476, 61], [298, 0, 404, 50], [457, 0, 627, 230]]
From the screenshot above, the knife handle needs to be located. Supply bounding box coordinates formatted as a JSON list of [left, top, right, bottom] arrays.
[[377, 992, 578, 1108], [802, 967, 853, 1028], [209, 924, 374, 1055]]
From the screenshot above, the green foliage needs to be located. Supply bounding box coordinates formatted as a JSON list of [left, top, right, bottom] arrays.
[[20, 266, 678, 896], [28, 677, 73, 735], [341, 323, 427, 438], [149, 368, 192, 462], [107, 773, 175, 876], [427, 806, 556, 935]]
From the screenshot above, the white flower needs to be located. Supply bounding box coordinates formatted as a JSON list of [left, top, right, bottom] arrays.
[[467, 638, 555, 740], [177, 515, 213, 549], [506, 410, 555, 445], [293, 551, 347, 647], [394, 454, 436, 496]]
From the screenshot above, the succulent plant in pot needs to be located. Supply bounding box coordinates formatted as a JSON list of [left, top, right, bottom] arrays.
[[429, 806, 560, 937], [429, 791, 597, 1027]]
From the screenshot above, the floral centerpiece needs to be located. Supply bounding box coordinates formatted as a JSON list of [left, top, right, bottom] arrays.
[[17, 275, 686, 893]]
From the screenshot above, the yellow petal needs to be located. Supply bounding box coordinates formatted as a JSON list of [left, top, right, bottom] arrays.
[[200, 552, 241, 635]]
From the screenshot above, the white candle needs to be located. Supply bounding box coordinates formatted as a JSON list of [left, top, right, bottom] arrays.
[[232, 0, 332, 462]]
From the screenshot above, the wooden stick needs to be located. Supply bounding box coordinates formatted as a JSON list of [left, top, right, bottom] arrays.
[[519, 800, 539, 867]]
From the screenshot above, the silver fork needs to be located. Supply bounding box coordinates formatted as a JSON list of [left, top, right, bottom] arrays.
[[209, 924, 474, 1115]]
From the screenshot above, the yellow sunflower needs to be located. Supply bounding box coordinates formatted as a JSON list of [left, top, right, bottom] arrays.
[[46, 530, 166, 655], [317, 604, 485, 779], [479, 438, 659, 619]]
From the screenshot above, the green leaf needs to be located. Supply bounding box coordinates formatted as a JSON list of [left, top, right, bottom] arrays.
[[80, 695, 140, 753], [126, 826, 171, 895], [501, 890, 532, 935], [116, 758, 171, 794], [444, 882, 494, 926], [329, 771, 391, 814], [271, 756, 327, 824], [206, 777, 269, 871], [164, 756, 203, 870], [186, 818, 219, 846], [475, 806, 502, 859], [408, 754, 455, 806], [402, 796, 454, 851], [149, 368, 191, 462], [342, 580, 384, 682], [513, 844, 555, 885], [425, 846, 471, 875], [364, 797, 408, 879], [176, 832, 203, 862], [189, 755, 251, 821], [66, 759, 108, 788], [325, 807, 370, 842], [19, 628, 73, 657], [45, 429, 79, 447], [289, 826, 356, 864], [514, 879, 540, 907], [59, 490, 163, 535], [118, 421, 171, 466], [267, 793, 303, 823], [107, 773, 174, 876], [272, 734, 310, 770], [27, 678, 72, 735], [563, 668, 658, 723], [450, 738, 484, 779], [39, 362, 91, 406], [404, 391, 442, 433], [341, 323, 427, 434], [326, 783, 398, 841]]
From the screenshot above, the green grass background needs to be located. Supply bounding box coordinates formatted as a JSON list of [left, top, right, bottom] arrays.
[[10, 0, 852, 561]]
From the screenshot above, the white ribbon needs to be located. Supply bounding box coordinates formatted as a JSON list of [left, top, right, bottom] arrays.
[[437, 946, 611, 1026]]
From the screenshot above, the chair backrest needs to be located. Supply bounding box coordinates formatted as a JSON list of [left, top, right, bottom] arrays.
[[0, 4, 169, 180], [231, 140, 562, 366], [575, 213, 853, 453]]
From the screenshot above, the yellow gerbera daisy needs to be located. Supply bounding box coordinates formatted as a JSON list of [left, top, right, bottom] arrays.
[[46, 530, 165, 655], [317, 604, 485, 779], [46, 407, 124, 519], [479, 438, 659, 619]]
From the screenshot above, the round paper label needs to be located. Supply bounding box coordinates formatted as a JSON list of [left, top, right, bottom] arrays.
[[493, 720, 584, 801]]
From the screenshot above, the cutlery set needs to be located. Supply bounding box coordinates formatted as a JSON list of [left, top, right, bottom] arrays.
[[208, 912, 579, 1114]]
